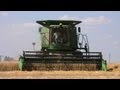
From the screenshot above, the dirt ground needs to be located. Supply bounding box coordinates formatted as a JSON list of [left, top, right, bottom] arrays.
[[0, 62, 120, 79]]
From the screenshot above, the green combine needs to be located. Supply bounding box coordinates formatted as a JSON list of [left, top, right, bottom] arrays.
[[19, 20, 107, 71]]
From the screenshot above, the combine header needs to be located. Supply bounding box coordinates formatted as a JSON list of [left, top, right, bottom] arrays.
[[19, 20, 107, 71]]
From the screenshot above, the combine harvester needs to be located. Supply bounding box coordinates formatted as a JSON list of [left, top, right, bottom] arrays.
[[19, 20, 107, 71]]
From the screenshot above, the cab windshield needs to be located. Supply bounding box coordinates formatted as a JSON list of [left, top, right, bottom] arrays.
[[51, 26, 69, 45]]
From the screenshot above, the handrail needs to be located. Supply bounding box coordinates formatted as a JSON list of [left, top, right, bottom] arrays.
[[78, 33, 89, 52]]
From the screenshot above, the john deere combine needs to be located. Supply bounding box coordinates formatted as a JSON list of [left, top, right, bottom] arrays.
[[19, 20, 107, 71]]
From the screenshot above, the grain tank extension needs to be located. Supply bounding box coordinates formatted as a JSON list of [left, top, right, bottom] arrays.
[[19, 20, 107, 71]]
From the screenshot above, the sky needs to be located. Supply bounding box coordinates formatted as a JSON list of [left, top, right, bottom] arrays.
[[0, 11, 120, 63]]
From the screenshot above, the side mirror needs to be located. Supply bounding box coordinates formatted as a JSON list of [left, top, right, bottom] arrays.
[[78, 27, 81, 33], [39, 27, 42, 32]]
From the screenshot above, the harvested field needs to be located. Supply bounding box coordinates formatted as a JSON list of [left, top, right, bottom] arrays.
[[0, 70, 120, 79], [0, 61, 120, 79]]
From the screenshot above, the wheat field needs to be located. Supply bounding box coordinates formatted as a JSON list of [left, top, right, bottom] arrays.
[[0, 61, 120, 79]]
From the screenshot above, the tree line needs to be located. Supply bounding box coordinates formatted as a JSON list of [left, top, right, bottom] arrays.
[[0, 55, 15, 61]]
